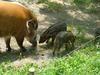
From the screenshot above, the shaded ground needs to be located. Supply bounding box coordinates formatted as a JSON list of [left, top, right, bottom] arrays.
[[0, 0, 100, 67]]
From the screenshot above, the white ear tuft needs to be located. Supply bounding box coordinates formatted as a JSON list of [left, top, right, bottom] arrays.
[[26, 19, 33, 33]]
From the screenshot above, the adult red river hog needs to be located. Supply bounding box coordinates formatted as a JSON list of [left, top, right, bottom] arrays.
[[0, 1, 38, 52]]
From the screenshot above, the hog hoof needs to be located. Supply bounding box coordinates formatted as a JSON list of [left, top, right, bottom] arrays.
[[7, 48, 12, 52]]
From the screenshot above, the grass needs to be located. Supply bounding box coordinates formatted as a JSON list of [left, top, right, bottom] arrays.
[[44, 2, 64, 12], [36, 44, 100, 75], [38, 0, 64, 12], [0, 63, 32, 75], [0, 43, 100, 75]]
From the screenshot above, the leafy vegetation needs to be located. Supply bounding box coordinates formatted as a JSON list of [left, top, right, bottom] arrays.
[[44, 2, 64, 12], [74, 0, 92, 5], [36, 44, 100, 75], [37, 0, 49, 3], [74, 0, 100, 4], [73, 0, 99, 13], [37, 0, 99, 13], [38, 0, 64, 12], [0, 63, 31, 75]]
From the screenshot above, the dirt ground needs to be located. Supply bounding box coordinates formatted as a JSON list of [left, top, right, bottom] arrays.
[[0, 0, 100, 67]]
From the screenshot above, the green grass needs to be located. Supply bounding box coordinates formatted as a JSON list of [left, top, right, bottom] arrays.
[[0, 63, 33, 75], [42, 37, 98, 75], [0, 44, 100, 75], [36, 44, 100, 75], [45, 2, 64, 12], [38, 0, 64, 12], [0, 44, 99, 75]]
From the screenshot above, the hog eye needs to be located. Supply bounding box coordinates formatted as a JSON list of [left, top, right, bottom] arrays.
[[29, 20, 38, 30], [28, 21, 33, 25], [30, 22, 34, 25]]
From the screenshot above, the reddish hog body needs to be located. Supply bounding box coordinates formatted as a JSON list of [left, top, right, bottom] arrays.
[[0, 1, 38, 52]]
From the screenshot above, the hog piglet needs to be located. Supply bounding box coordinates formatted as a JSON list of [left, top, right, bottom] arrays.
[[53, 31, 76, 56]]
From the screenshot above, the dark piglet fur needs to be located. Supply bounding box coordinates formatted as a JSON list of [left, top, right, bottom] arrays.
[[53, 31, 76, 56]]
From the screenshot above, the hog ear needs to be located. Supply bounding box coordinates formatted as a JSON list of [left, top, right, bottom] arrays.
[[26, 19, 38, 30], [26, 20, 31, 33]]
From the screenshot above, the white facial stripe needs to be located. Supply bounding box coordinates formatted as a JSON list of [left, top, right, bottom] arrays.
[[26, 20, 30, 33], [27, 19, 33, 23], [26, 19, 33, 33]]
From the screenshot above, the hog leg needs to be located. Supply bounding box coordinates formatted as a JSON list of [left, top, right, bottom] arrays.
[[5, 36, 11, 51], [15, 36, 26, 52], [71, 42, 75, 50], [53, 39, 58, 56], [65, 43, 68, 50], [51, 36, 55, 46], [65, 42, 72, 53], [53, 40, 62, 56]]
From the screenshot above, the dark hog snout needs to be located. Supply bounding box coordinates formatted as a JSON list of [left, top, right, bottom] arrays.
[[30, 35, 37, 48], [39, 34, 49, 43], [26, 33, 37, 49]]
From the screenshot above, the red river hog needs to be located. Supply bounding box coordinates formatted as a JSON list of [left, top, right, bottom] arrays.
[[0, 1, 38, 52]]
